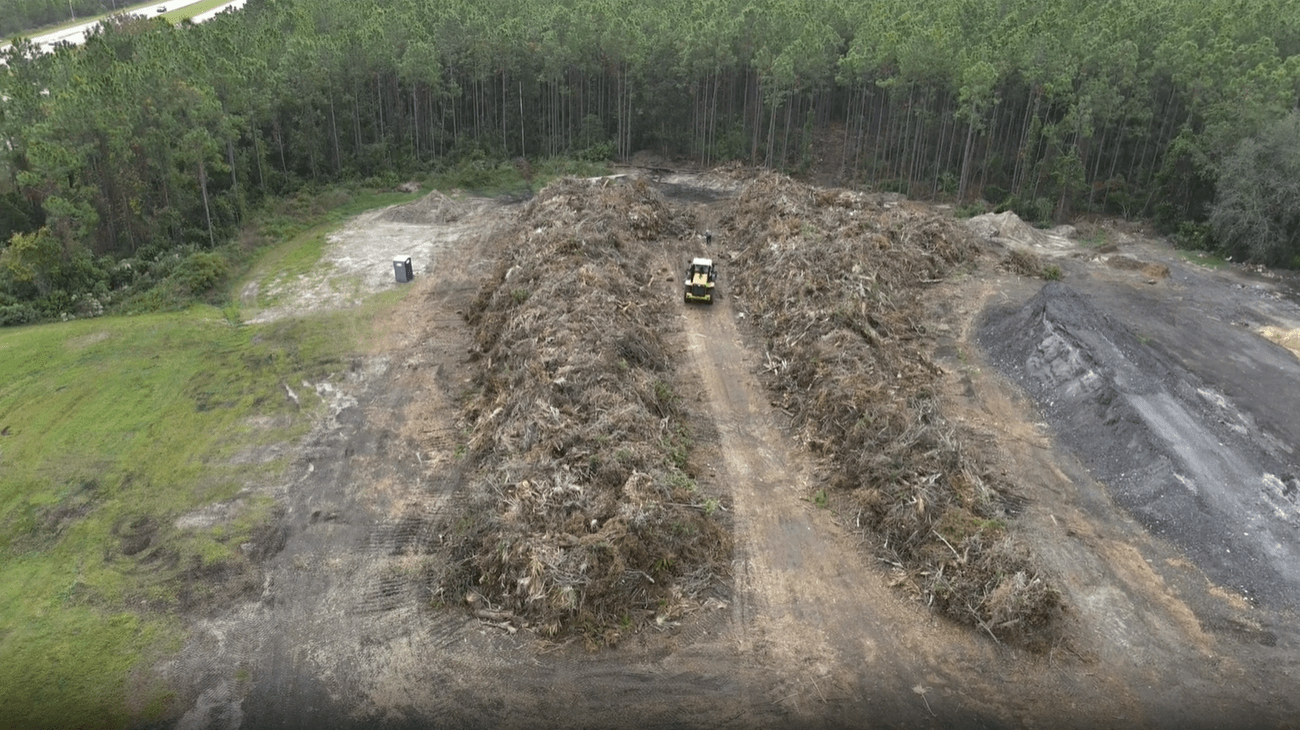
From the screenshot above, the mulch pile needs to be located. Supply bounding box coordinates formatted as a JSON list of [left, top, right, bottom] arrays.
[[722, 171, 1062, 647], [437, 177, 730, 643]]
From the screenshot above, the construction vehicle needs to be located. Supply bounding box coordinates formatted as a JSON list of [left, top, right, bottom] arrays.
[[684, 258, 717, 304]]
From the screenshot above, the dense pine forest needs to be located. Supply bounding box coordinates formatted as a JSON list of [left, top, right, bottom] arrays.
[[2, 0, 1300, 323]]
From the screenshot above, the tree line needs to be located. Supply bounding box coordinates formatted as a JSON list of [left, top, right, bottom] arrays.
[[2, 0, 1299, 322]]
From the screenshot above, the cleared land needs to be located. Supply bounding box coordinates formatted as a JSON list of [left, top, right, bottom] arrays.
[[5, 167, 1300, 728]]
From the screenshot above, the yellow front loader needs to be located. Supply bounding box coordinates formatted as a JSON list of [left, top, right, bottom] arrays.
[[684, 258, 717, 304]]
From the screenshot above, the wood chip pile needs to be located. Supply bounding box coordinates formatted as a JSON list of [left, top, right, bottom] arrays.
[[723, 171, 1062, 647], [439, 177, 729, 642]]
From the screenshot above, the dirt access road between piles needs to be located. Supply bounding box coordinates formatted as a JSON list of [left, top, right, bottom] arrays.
[[167, 171, 1300, 730]]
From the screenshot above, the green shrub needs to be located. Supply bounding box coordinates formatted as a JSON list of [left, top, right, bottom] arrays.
[[0, 302, 37, 325], [982, 185, 1008, 206], [939, 171, 958, 195], [712, 127, 748, 162], [433, 158, 519, 193], [174, 251, 230, 296], [1175, 221, 1212, 251], [1001, 195, 1055, 226], [47, 251, 111, 296], [576, 141, 614, 163], [1031, 196, 1054, 225], [575, 114, 609, 160], [878, 178, 908, 195]]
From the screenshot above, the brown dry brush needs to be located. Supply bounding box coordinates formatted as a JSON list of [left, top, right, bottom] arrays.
[[723, 172, 1062, 647], [1001, 247, 1045, 278], [439, 177, 730, 642]]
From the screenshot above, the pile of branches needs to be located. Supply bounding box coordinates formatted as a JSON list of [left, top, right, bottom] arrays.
[[723, 172, 1062, 647], [1001, 247, 1048, 278], [438, 177, 730, 642]]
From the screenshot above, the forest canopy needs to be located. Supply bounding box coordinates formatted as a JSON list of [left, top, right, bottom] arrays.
[[2, 0, 1300, 321]]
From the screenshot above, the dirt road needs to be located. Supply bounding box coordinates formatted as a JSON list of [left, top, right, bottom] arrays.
[[675, 245, 1013, 727], [165, 171, 1300, 729]]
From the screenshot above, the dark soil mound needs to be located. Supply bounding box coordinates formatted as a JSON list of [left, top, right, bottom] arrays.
[[979, 282, 1300, 609]]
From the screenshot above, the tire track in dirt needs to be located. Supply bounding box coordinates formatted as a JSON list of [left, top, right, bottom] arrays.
[[674, 260, 957, 726], [660, 207, 1158, 728], [175, 178, 1300, 728], [172, 203, 506, 729], [203, 196, 763, 730]]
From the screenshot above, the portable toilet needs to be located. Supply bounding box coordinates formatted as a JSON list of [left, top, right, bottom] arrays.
[[393, 256, 413, 283]]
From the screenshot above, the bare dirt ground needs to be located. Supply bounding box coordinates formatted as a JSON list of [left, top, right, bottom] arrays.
[[164, 169, 1300, 729]]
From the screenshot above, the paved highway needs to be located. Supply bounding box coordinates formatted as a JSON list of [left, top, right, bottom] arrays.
[[1, 0, 246, 57]]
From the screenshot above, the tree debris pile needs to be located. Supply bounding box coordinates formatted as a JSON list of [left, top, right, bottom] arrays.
[[722, 172, 1062, 646], [1001, 247, 1048, 278], [1105, 254, 1170, 280], [438, 176, 730, 642]]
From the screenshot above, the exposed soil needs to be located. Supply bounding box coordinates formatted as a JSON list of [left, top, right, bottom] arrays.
[[162, 168, 1300, 730]]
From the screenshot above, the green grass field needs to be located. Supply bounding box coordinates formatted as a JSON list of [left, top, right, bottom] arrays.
[[0, 306, 369, 725], [0, 207, 410, 727], [0, 164, 599, 727], [157, 0, 237, 23]]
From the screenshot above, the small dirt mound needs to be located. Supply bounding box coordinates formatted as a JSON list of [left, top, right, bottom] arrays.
[[723, 171, 1062, 646], [436, 176, 728, 642], [964, 210, 1073, 253], [379, 190, 467, 224], [1106, 255, 1170, 280]]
